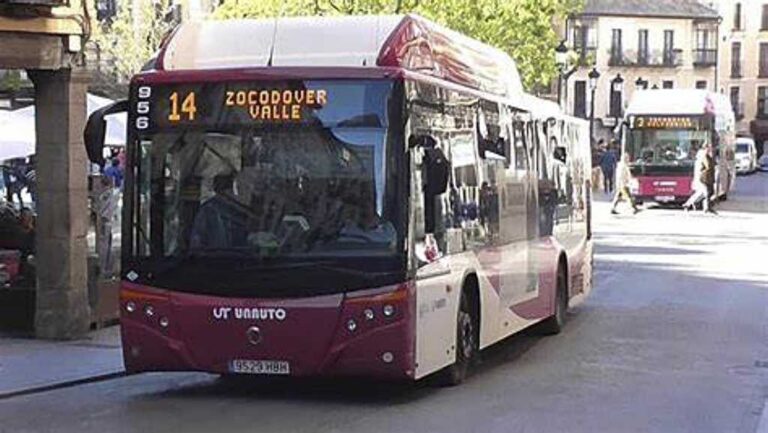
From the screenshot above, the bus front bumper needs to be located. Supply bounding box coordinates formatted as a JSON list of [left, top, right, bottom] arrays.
[[119, 282, 416, 381]]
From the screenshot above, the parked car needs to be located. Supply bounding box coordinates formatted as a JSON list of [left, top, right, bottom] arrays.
[[735, 137, 758, 174]]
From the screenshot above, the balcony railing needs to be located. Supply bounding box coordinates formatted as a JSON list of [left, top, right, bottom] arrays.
[[608, 49, 683, 67], [693, 48, 717, 67], [574, 46, 597, 66]]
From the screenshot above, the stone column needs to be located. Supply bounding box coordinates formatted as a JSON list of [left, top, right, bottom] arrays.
[[29, 68, 91, 339]]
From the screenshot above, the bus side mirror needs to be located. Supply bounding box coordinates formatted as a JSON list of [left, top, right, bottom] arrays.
[[84, 100, 129, 166], [422, 147, 449, 234], [423, 147, 449, 196]]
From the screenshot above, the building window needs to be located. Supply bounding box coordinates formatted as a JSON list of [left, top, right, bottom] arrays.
[[611, 29, 623, 65], [694, 27, 717, 66], [663, 81, 674, 89], [732, 42, 742, 77], [663, 30, 675, 65], [731, 87, 742, 118], [735, 3, 742, 30], [571, 22, 597, 65], [758, 87, 768, 118], [638, 29, 649, 65], [696, 80, 707, 89], [574, 80, 587, 118], [763, 4, 768, 30], [761, 43, 768, 77]]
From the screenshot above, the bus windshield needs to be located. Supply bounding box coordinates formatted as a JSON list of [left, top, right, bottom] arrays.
[[627, 128, 710, 166], [128, 80, 406, 297]]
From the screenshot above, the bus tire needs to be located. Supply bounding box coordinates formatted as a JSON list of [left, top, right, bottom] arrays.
[[438, 289, 477, 386], [539, 262, 568, 335]]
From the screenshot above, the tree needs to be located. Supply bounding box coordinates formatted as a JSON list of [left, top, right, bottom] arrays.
[[213, 0, 582, 90], [94, 0, 176, 84]]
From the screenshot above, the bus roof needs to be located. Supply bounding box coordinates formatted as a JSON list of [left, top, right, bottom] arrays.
[[625, 89, 732, 116], [520, 94, 561, 117], [158, 14, 524, 100]]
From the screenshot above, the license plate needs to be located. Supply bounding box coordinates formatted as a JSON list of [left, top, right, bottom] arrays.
[[654, 195, 675, 202], [229, 359, 290, 375]]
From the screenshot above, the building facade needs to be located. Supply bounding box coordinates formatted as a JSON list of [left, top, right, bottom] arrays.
[[707, 0, 768, 155], [564, 0, 720, 143]]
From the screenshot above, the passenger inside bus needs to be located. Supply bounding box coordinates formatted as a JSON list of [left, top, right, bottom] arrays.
[[189, 174, 249, 250], [154, 128, 398, 258]]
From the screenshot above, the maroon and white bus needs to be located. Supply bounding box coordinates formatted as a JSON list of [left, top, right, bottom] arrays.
[[85, 14, 593, 384], [622, 89, 736, 205]]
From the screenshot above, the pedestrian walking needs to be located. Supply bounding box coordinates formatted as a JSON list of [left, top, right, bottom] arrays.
[[599, 141, 618, 193], [683, 145, 716, 214], [611, 152, 639, 215]]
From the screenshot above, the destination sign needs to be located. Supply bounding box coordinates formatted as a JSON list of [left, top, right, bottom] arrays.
[[224, 89, 327, 121], [631, 116, 706, 130], [132, 81, 334, 132]]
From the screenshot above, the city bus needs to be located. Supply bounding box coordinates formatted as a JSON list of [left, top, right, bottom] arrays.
[[84, 14, 593, 385], [622, 89, 736, 204]]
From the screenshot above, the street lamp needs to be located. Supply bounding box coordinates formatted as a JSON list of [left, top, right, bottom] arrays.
[[611, 73, 625, 128], [588, 67, 600, 146], [555, 40, 569, 108]]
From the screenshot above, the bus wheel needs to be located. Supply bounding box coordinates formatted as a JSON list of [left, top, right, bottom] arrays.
[[438, 290, 477, 386], [540, 264, 567, 335]]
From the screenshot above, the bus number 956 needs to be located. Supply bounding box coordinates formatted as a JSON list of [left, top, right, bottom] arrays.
[[136, 86, 152, 130]]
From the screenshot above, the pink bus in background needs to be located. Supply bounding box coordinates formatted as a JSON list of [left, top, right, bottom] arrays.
[[84, 14, 593, 385], [622, 89, 736, 205]]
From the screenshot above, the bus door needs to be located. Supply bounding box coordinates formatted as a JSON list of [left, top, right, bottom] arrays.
[[488, 115, 537, 309]]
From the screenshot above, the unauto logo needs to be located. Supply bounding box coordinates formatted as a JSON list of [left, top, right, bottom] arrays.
[[212, 307, 287, 321]]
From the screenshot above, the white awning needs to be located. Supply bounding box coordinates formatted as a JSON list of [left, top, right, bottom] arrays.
[[0, 94, 126, 161]]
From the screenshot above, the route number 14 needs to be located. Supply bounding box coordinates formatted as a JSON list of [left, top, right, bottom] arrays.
[[168, 91, 197, 122]]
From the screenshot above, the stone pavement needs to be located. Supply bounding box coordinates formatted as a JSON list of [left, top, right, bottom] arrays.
[[0, 325, 124, 398]]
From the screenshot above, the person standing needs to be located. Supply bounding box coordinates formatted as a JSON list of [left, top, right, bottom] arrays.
[[104, 158, 124, 189], [611, 152, 639, 215], [702, 144, 717, 214], [599, 142, 618, 194]]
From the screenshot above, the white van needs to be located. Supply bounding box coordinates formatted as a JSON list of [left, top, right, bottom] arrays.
[[735, 137, 757, 174]]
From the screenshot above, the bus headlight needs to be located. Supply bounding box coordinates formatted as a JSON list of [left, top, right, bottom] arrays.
[[383, 304, 395, 318], [347, 319, 357, 332]]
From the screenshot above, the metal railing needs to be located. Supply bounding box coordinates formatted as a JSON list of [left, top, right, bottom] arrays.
[[608, 49, 682, 67], [575, 46, 597, 66], [693, 49, 717, 67]]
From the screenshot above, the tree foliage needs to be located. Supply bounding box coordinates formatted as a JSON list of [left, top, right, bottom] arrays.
[[213, 0, 583, 90], [94, 0, 175, 83]]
